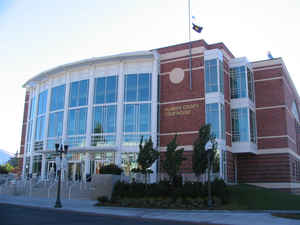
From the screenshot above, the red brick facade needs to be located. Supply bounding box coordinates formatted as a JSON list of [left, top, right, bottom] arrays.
[[156, 40, 300, 192], [18, 91, 29, 174]]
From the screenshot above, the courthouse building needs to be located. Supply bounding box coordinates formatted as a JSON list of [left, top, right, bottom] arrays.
[[19, 39, 300, 192]]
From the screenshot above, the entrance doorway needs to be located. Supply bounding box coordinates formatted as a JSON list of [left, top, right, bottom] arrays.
[[94, 160, 103, 174], [47, 161, 56, 180], [68, 162, 83, 181]]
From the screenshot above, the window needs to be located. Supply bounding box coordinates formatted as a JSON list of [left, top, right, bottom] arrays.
[[35, 116, 45, 141], [123, 73, 152, 146], [205, 59, 218, 93], [26, 121, 33, 153], [206, 103, 219, 138], [48, 111, 64, 138], [29, 96, 36, 120], [94, 76, 118, 104], [292, 101, 300, 122], [219, 61, 224, 94], [125, 73, 151, 102], [93, 105, 117, 134], [37, 90, 48, 115], [121, 152, 138, 175], [92, 76, 118, 146], [206, 103, 225, 139], [123, 134, 150, 146], [50, 85, 65, 111], [35, 90, 48, 151], [124, 104, 151, 133], [32, 155, 42, 175], [69, 80, 89, 107], [230, 66, 247, 99], [247, 68, 254, 102], [221, 104, 225, 140], [249, 109, 257, 143], [67, 108, 88, 135], [66, 108, 87, 148], [232, 108, 249, 142], [91, 135, 116, 146]]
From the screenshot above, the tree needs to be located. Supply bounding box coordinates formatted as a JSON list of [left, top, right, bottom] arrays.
[[5, 163, 14, 173], [7, 151, 19, 168], [192, 124, 217, 181], [162, 135, 186, 185], [0, 163, 14, 174], [135, 136, 159, 184]]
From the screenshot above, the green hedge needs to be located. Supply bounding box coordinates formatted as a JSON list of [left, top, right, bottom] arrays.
[[112, 178, 229, 203], [0, 165, 9, 174]]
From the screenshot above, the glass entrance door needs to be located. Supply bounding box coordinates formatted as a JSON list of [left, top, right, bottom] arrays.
[[47, 161, 56, 180], [68, 162, 83, 181], [94, 160, 102, 174]]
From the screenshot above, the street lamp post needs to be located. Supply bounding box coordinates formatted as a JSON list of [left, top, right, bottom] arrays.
[[205, 140, 213, 208], [54, 143, 68, 208]]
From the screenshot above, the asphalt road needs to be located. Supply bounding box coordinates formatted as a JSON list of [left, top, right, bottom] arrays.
[[0, 204, 219, 225]]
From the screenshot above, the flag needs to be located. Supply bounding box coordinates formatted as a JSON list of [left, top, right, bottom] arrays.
[[192, 23, 203, 33], [191, 16, 202, 33]]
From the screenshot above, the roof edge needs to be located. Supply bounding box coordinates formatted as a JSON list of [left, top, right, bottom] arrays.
[[23, 50, 154, 88]]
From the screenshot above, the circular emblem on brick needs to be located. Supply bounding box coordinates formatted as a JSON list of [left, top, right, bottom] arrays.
[[169, 68, 184, 84]]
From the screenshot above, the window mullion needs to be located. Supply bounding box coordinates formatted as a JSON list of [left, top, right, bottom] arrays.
[[104, 77, 107, 104], [217, 60, 220, 92]]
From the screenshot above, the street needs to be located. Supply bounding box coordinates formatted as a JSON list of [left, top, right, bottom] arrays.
[[0, 204, 218, 225]]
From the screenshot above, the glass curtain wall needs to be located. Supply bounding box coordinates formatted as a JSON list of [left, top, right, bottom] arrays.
[[205, 59, 224, 94], [230, 66, 247, 99], [47, 84, 65, 149], [231, 108, 250, 142], [247, 68, 255, 102], [206, 103, 225, 139], [67, 80, 89, 147], [34, 90, 47, 151], [92, 76, 118, 146], [123, 73, 152, 146], [230, 66, 255, 102]]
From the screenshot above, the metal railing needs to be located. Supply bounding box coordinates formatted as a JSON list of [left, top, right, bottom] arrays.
[[47, 180, 57, 199]]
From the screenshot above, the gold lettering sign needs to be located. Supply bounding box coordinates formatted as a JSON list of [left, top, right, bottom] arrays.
[[164, 103, 199, 117]]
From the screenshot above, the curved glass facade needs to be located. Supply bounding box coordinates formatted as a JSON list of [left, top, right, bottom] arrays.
[[26, 71, 153, 151]]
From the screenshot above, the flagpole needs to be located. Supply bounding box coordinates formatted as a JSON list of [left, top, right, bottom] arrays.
[[188, 0, 192, 89]]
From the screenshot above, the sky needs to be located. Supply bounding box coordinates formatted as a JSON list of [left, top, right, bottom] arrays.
[[0, 0, 299, 154]]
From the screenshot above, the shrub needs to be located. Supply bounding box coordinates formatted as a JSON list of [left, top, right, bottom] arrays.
[[129, 182, 146, 198], [212, 178, 229, 203], [146, 182, 170, 198], [181, 181, 203, 198], [97, 196, 109, 203], [0, 165, 8, 174], [112, 181, 130, 198], [112, 179, 228, 205], [99, 164, 123, 175]]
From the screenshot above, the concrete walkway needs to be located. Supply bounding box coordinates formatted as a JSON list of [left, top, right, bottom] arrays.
[[0, 195, 299, 225]]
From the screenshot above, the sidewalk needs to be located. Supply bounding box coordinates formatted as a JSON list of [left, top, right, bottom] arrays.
[[0, 195, 299, 225]]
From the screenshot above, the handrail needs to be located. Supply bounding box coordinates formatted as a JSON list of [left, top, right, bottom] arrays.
[[68, 181, 78, 200]]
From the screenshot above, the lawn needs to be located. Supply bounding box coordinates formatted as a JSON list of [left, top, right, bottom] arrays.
[[223, 184, 300, 210]]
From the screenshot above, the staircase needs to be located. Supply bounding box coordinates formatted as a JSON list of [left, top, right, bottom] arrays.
[[0, 179, 93, 200]]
